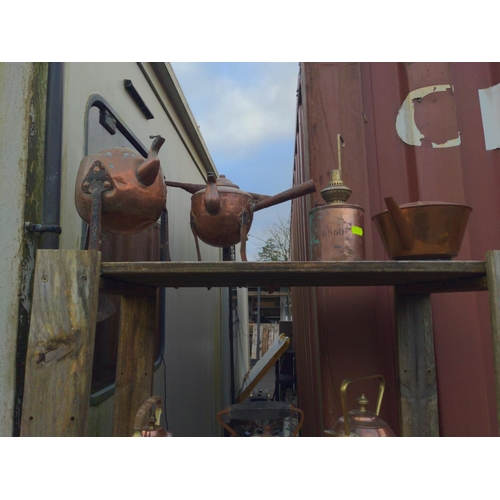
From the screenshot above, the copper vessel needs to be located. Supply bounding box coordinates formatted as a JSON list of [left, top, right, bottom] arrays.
[[75, 135, 166, 235], [132, 395, 173, 437], [325, 375, 395, 437], [166, 174, 315, 261], [372, 197, 472, 260], [309, 135, 365, 261]]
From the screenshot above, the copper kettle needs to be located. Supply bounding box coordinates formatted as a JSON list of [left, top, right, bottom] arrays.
[[372, 197, 471, 260], [132, 395, 172, 437], [75, 135, 167, 236], [325, 375, 395, 437], [166, 174, 315, 261]]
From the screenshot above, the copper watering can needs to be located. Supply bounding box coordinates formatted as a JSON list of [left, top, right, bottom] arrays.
[[325, 375, 395, 437], [166, 175, 316, 261], [132, 395, 173, 437], [75, 136, 167, 248], [372, 197, 472, 260]]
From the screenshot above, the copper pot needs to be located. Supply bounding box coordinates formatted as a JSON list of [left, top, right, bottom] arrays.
[[372, 197, 472, 260], [325, 375, 395, 437], [132, 395, 173, 437], [75, 136, 166, 235], [166, 174, 315, 261]]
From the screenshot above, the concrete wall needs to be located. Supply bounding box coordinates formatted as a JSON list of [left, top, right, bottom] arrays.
[[0, 63, 47, 436], [57, 62, 227, 436]]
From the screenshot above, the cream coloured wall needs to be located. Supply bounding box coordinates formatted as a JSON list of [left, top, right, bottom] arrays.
[[57, 62, 231, 436]]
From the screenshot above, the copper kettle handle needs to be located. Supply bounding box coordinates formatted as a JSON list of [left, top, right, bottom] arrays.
[[133, 395, 163, 433], [384, 197, 415, 251], [340, 374, 386, 437]]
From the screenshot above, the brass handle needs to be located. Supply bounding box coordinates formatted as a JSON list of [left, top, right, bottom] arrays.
[[133, 395, 163, 435], [340, 374, 386, 437]]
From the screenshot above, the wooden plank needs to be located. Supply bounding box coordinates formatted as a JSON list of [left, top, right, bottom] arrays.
[[99, 277, 157, 296], [395, 275, 488, 294], [112, 293, 157, 437], [238, 334, 290, 402], [485, 250, 500, 435], [395, 289, 439, 436], [21, 250, 101, 437], [100, 260, 486, 289]]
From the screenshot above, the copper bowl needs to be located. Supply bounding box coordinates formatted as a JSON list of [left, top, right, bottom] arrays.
[[372, 201, 472, 260]]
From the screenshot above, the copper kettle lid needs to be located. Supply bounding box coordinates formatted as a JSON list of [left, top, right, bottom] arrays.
[[214, 174, 240, 189], [344, 394, 389, 429]]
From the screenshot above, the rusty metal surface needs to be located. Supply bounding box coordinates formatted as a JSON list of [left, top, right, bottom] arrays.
[[291, 62, 500, 436]]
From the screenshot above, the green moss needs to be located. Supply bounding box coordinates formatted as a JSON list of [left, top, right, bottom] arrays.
[[14, 63, 49, 435]]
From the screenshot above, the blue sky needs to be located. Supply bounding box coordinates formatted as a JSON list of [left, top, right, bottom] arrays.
[[171, 62, 299, 260]]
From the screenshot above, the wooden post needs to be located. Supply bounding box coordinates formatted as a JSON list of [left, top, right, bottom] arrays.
[[485, 250, 500, 435], [112, 293, 157, 436], [395, 288, 439, 436], [21, 250, 101, 436]]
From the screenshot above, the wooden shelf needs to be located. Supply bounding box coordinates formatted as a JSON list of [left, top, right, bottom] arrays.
[[20, 250, 500, 437], [99, 260, 488, 293]]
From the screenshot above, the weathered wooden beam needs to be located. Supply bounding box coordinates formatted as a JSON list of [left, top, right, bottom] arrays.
[[100, 260, 487, 289], [395, 288, 439, 437], [395, 275, 488, 294], [112, 293, 157, 437], [485, 250, 500, 435], [99, 277, 157, 296], [21, 250, 101, 437]]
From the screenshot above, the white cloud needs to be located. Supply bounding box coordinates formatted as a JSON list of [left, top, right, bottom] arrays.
[[171, 62, 298, 159]]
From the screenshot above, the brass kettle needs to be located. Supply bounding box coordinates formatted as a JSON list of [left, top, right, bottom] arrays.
[[132, 395, 172, 437], [166, 174, 315, 261], [372, 196, 471, 260], [325, 375, 395, 437]]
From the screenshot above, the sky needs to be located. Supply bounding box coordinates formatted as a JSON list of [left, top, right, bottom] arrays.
[[170, 62, 300, 261]]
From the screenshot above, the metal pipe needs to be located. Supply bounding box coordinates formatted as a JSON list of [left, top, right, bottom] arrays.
[[223, 247, 236, 404], [253, 179, 316, 212], [41, 63, 64, 249], [166, 179, 270, 202], [256, 287, 261, 361]]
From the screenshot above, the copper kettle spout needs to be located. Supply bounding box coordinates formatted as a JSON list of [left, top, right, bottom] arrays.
[[204, 172, 221, 215], [253, 179, 316, 212], [136, 135, 165, 186], [384, 197, 415, 251]]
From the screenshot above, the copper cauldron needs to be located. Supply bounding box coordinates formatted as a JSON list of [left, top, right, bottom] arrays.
[[132, 395, 173, 437], [166, 174, 315, 261], [372, 197, 472, 260], [325, 375, 395, 437], [75, 136, 166, 236]]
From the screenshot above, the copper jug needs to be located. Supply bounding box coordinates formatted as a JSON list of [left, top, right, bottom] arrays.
[[325, 375, 395, 437], [75, 135, 167, 236], [132, 395, 173, 437], [166, 174, 315, 261]]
